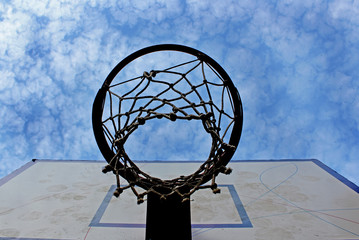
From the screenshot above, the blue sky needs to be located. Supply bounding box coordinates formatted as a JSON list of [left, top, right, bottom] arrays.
[[0, 0, 358, 186]]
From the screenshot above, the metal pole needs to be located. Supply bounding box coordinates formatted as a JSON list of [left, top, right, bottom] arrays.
[[145, 191, 192, 240]]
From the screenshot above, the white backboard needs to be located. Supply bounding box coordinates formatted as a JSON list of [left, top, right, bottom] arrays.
[[0, 159, 358, 240]]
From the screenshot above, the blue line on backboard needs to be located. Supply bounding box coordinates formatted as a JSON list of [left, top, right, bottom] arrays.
[[89, 184, 253, 228]]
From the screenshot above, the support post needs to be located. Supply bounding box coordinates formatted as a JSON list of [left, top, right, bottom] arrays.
[[145, 191, 192, 240]]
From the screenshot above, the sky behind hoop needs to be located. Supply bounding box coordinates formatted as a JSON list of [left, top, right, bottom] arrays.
[[0, 0, 358, 186]]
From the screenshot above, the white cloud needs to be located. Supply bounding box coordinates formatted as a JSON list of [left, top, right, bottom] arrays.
[[329, 0, 359, 23], [0, 70, 15, 91], [0, 8, 32, 60], [0, 106, 25, 133]]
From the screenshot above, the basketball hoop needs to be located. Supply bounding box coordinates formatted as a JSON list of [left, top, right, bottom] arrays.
[[92, 44, 243, 204]]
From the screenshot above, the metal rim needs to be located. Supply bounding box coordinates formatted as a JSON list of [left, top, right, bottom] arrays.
[[92, 44, 243, 190]]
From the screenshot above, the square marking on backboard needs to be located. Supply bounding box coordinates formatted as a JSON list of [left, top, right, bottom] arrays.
[[90, 184, 252, 228]]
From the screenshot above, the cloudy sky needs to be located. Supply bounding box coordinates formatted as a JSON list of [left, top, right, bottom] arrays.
[[0, 0, 358, 186]]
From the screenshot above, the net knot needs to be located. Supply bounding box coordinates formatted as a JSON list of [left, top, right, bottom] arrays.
[[219, 166, 232, 175], [205, 112, 214, 119], [150, 70, 156, 78], [187, 115, 194, 120], [169, 112, 177, 121], [137, 117, 145, 125], [172, 107, 179, 113], [200, 113, 210, 120], [102, 164, 113, 174], [155, 113, 163, 119], [143, 71, 155, 80], [113, 187, 123, 198], [211, 183, 221, 194], [212, 188, 221, 194], [137, 197, 144, 204], [114, 138, 125, 148]]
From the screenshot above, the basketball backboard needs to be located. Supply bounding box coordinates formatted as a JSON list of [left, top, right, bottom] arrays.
[[0, 159, 358, 240]]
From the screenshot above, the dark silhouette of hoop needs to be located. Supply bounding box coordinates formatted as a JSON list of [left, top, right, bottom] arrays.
[[92, 44, 243, 203]]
